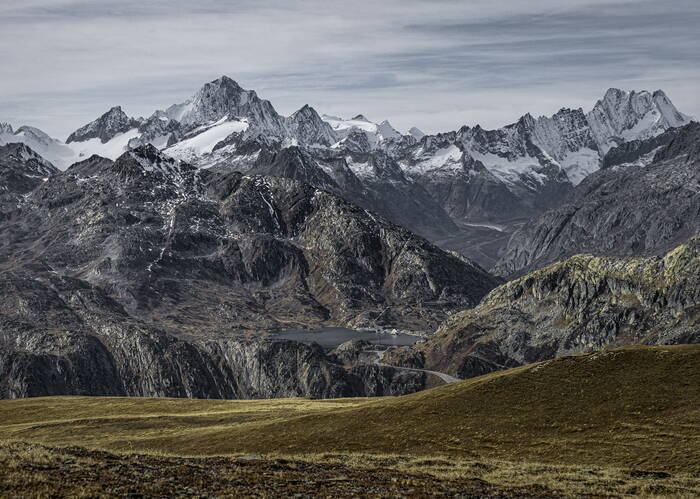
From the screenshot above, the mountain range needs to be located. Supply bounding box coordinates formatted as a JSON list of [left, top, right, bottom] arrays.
[[1, 77, 694, 269], [1, 77, 698, 400]]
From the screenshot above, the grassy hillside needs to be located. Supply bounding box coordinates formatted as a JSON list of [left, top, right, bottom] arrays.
[[2, 345, 699, 475]]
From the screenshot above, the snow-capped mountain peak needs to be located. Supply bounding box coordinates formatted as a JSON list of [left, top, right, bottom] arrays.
[[288, 105, 337, 146], [409, 127, 426, 140], [586, 87, 693, 153], [2, 142, 58, 176], [322, 113, 403, 148], [0, 124, 76, 170], [163, 75, 283, 134], [66, 105, 139, 144]]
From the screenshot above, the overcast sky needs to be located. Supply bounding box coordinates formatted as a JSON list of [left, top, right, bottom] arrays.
[[1, 0, 699, 140]]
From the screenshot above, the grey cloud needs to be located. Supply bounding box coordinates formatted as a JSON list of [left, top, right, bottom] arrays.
[[0, 0, 698, 138]]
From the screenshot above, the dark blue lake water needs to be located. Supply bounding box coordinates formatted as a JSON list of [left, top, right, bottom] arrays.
[[274, 327, 421, 348]]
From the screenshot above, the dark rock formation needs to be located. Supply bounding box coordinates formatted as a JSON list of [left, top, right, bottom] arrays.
[[386, 234, 700, 379], [0, 143, 58, 215], [0, 271, 425, 399]]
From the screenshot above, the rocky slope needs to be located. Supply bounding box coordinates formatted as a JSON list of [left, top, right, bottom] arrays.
[[495, 121, 700, 277], [385, 234, 700, 379], [0, 143, 58, 215], [0, 145, 498, 335], [0, 144, 503, 398], [0, 124, 75, 169], [0, 270, 425, 399]]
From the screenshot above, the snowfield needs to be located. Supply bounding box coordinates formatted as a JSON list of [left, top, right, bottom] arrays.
[[164, 117, 248, 162], [67, 128, 141, 162]]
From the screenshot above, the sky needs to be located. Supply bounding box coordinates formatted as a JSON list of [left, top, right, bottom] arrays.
[[1, 0, 699, 140]]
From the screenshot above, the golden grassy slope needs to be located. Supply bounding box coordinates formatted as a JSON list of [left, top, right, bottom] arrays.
[[1, 345, 699, 475]]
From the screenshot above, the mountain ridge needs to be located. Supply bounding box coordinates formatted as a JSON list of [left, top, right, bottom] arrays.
[[1, 79, 694, 267]]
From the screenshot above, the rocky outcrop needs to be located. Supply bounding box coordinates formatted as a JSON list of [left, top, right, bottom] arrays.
[[494, 122, 700, 278], [386, 234, 700, 379], [0, 271, 425, 399]]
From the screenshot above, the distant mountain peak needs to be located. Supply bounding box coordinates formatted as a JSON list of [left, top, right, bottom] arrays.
[[0, 141, 58, 181], [588, 86, 693, 152], [409, 127, 425, 140], [288, 104, 337, 146], [352, 114, 369, 121], [291, 104, 318, 118], [67, 106, 139, 144], [0, 122, 13, 135]]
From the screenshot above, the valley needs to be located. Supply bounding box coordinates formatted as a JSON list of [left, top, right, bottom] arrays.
[[3, 2, 700, 496]]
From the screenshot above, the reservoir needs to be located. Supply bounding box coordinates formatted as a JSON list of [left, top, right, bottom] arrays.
[[274, 327, 422, 349]]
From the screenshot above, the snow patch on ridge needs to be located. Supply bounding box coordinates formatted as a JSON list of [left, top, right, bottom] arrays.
[[560, 147, 601, 185], [403, 145, 464, 174], [67, 128, 141, 161], [164, 117, 248, 162], [470, 150, 547, 185]]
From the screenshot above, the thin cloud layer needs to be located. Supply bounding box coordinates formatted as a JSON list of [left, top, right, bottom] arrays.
[[1, 0, 698, 139]]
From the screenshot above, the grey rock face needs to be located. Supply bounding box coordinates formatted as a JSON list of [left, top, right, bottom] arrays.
[[66, 106, 140, 144], [494, 122, 700, 278], [0, 272, 424, 399], [386, 234, 700, 379], [287, 105, 337, 147], [601, 126, 682, 169], [0, 143, 59, 214], [587, 89, 692, 153]]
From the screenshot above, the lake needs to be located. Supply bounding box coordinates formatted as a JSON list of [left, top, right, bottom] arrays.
[[274, 327, 422, 349]]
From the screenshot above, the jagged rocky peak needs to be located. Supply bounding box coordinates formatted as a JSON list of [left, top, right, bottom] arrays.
[[0, 143, 59, 212], [376, 120, 402, 141], [0, 122, 13, 135], [291, 104, 319, 120], [66, 106, 140, 144], [586, 87, 693, 152], [1, 141, 54, 169], [526, 107, 600, 183], [352, 114, 369, 121], [288, 104, 337, 146], [164, 75, 282, 132]]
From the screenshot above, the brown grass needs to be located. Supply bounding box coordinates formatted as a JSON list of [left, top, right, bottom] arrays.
[[1, 345, 700, 495]]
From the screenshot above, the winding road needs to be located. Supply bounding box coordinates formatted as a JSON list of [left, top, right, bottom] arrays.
[[373, 350, 460, 384]]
